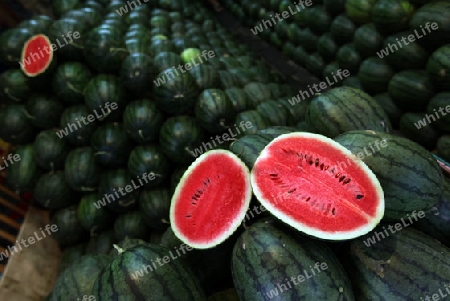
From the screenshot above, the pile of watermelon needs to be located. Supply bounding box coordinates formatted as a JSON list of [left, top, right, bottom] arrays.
[[224, 0, 450, 158], [0, 0, 449, 300]]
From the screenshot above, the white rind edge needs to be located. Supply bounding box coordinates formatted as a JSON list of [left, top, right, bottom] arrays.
[[250, 132, 385, 241], [170, 149, 252, 249], [20, 34, 53, 77]]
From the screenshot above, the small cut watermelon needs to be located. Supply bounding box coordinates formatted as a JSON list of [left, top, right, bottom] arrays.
[[20, 34, 53, 77], [170, 149, 252, 249]]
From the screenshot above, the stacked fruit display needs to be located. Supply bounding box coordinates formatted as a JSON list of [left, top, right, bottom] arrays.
[[223, 0, 450, 158], [0, 0, 448, 300]]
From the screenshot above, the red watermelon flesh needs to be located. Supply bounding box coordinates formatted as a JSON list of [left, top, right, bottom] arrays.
[[251, 132, 384, 240], [20, 34, 53, 77], [170, 150, 252, 249]]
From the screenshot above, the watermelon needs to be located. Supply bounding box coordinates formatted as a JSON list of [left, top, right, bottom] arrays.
[[60, 105, 98, 146], [0, 27, 33, 66], [51, 205, 88, 247], [251, 133, 384, 240], [170, 150, 252, 249], [0, 69, 31, 103], [342, 76, 364, 90], [127, 145, 171, 187], [77, 193, 115, 236], [345, 0, 377, 24], [6, 144, 41, 193], [58, 243, 86, 273], [123, 99, 164, 145], [305, 87, 392, 138], [305, 52, 325, 78], [425, 93, 450, 131], [98, 168, 140, 213], [91, 123, 132, 168], [409, 1, 450, 50], [52, 0, 81, 18], [330, 15, 356, 45], [93, 244, 207, 300], [120, 52, 157, 96], [33, 171, 76, 209], [84, 26, 128, 73], [387, 70, 435, 112], [371, 0, 415, 34], [336, 44, 361, 74], [317, 33, 338, 62], [413, 178, 450, 246], [108, 237, 146, 257], [159, 116, 206, 164], [307, 5, 332, 34], [234, 110, 269, 137], [381, 31, 429, 71], [232, 219, 355, 300], [347, 227, 450, 299], [52, 62, 93, 105], [0, 104, 36, 145], [50, 254, 111, 301], [19, 34, 53, 77], [153, 67, 200, 115], [33, 129, 68, 170], [229, 134, 274, 170], [114, 211, 150, 240], [399, 112, 440, 150], [195, 89, 236, 133], [139, 187, 171, 230], [64, 147, 100, 192], [85, 229, 116, 255], [24, 94, 64, 129], [256, 100, 289, 127], [84, 74, 127, 122], [426, 44, 450, 91], [437, 135, 450, 162], [353, 23, 384, 58], [224, 88, 249, 113], [334, 130, 443, 220], [357, 57, 394, 94], [373, 93, 404, 127]]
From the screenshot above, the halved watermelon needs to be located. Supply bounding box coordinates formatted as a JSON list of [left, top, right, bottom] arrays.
[[170, 149, 252, 249], [20, 34, 53, 77], [251, 132, 384, 240]]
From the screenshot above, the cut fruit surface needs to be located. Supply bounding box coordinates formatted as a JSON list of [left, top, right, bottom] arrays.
[[170, 149, 252, 249], [20, 34, 53, 77], [251, 132, 384, 240]]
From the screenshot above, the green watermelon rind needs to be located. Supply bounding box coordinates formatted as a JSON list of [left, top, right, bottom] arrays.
[[250, 132, 385, 241], [170, 149, 252, 249]]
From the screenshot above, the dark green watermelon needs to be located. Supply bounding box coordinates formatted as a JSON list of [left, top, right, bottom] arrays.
[[47, 18, 87, 61], [120, 52, 157, 96], [50, 254, 111, 301], [358, 57, 395, 94], [353, 23, 384, 58], [153, 67, 200, 115], [86, 229, 117, 255], [114, 211, 150, 240], [188, 64, 220, 90], [91, 123, 132, 168], [371, 0, 415, 34], [0, 104, 36, 145], [98, 168, 140, 213], [6, 144, 41, 193], [33, 171, 77, 209], [123, 99, 165, 144], [223, 88, 249, 114], [0, 27, 33, 66], [60, 105, 98, 146], [159, 116, 206, 164], [195, 89, 236, 133], [0, 69, 31, 102], [52, 62, 93, 105], [426, 44, 450, 91], [93, 244, 207, 300], [84, 74, 127, 122], [153, 52, 183, 73], [77, 193, 115, 236], [33, 129, 68, 170], [24, 94, 64, 129], [51, 205, 88, 247], [138, 187, 171, 230], [64, 147, 100, 192], [84, 26, 128, 73], [127, 145, 171, 188]]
